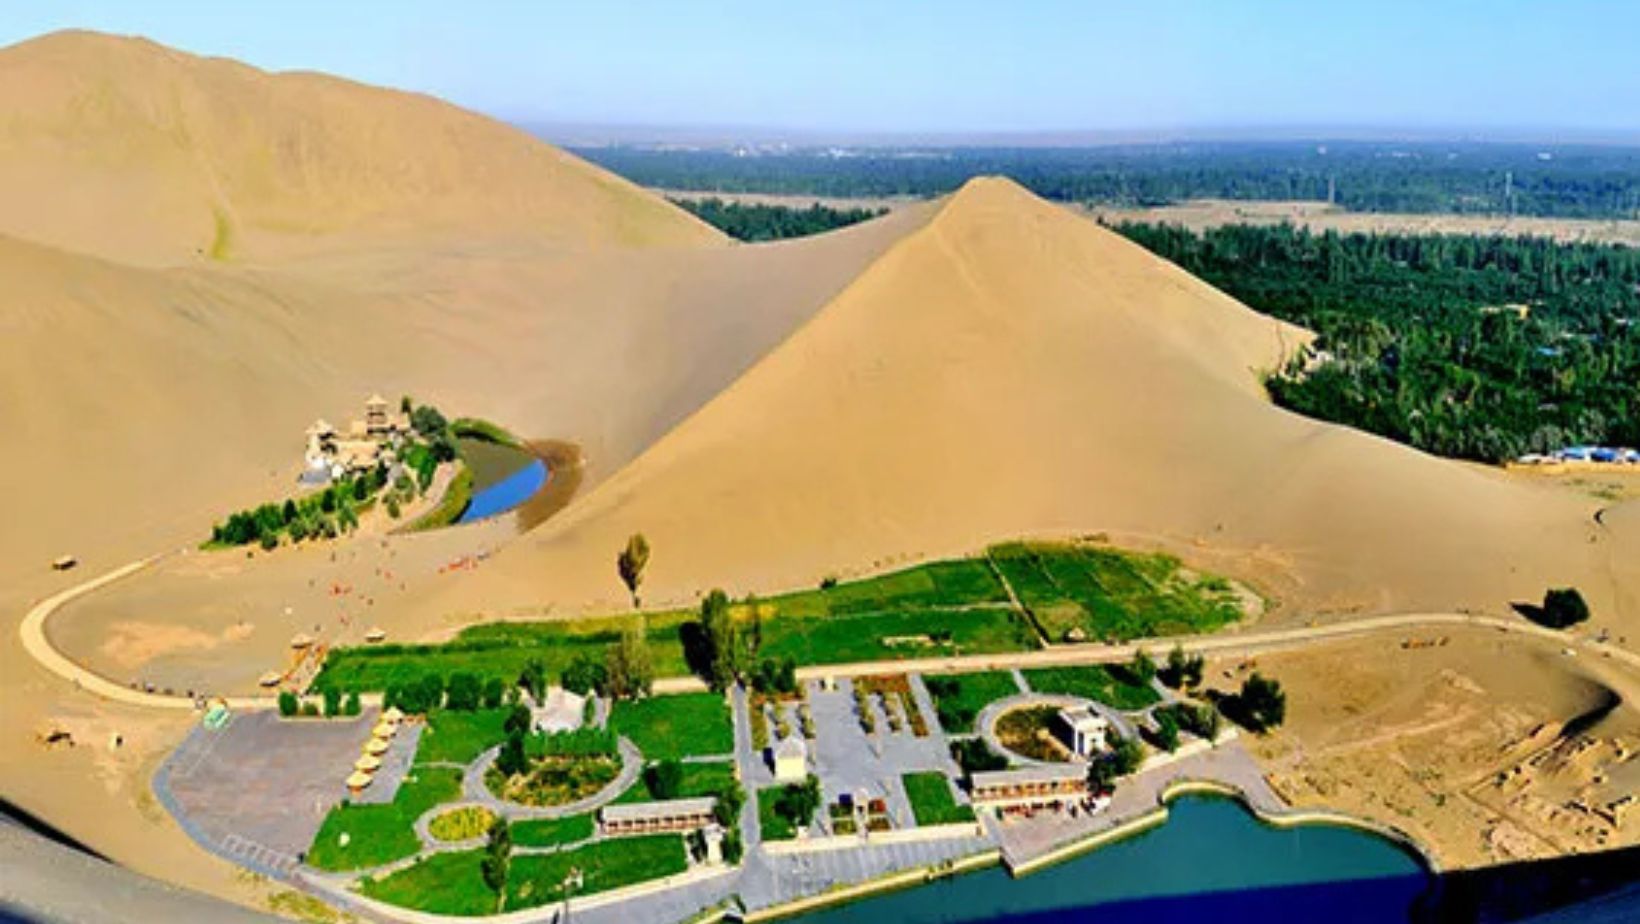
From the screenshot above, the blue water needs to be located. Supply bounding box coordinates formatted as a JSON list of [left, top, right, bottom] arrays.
[[457, 458, 548, 523], [795, 795, 1431, 924]]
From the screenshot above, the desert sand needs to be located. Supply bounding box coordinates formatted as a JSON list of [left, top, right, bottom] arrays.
[[433, 177, 1638, 634], [2, 28, 1638, 921]]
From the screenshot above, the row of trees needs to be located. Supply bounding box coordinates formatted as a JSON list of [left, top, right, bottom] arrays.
[[210, 467, 382, 548], [1117, 221, 1640, 462], [671, 197, 887, 241], [277, 688, 360, 718], [580, 142, 1640, 219]]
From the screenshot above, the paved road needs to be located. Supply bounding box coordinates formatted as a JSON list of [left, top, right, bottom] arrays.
[[20, 560, 1640, 718]]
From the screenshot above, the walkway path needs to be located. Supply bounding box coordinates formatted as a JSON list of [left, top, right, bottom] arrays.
[[21, 561, 1640, 721]]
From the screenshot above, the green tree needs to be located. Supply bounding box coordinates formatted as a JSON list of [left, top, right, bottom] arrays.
[[518, 659, 547, 706], [277, 690, 298, 717], [645, 759, 684, 800], [343, 690, 362, 716], [605, 620, 654, 699], [445, 672, 481, 711], [1238, 672, 1288, 731], [560, 654, 608, 697], [1126, 649, 1157, 685], [774, 775, 822, 829], [479, 816, 512, 907], [700, 589, 740, 690], [1161, 644, 1188, 689], [1154, 709, 1180, 752], [1109, 730, 1144, 775], [322, 686, 341, 718], [481, 677, 505, 710], [1538, 587, 1591, 629], [617, 533, 650, 607]]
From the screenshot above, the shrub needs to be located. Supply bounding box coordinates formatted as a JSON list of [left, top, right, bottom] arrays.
[[301, 701, 320, 717], [343, 690, 362, 716], [1537, 587, 1591, 629], [645, 760, 684, 800], [446, 673, 482, 712], [323, 687, 342, 718], [278, 690, 298, 717], [482, 677, 505, 710]]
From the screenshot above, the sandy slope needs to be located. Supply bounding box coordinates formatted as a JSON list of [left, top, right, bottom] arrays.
[[442, 178, 1637, 633], [0, 30, 722, 266], [0, 31, 934, 910]]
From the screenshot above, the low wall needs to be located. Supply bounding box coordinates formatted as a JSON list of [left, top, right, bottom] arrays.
[[744, 848, 1003, 923], [298, 862, 736, 924], [762, 820, 983, 856]]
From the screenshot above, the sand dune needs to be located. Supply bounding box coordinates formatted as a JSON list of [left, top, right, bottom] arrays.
[[0, 30, 721, 266], [444, 178, 1635, 631]]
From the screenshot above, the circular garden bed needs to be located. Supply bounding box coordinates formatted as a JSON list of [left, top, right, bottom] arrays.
[[427, 805, 497, 843], [993, 705, 1072, 763], [485, 754, 622, 807]]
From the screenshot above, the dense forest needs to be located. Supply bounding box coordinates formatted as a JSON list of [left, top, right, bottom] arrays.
[[1112, 222, 1640, 462], [671, 197, 886, 241], [570, 141, 1640, 220]]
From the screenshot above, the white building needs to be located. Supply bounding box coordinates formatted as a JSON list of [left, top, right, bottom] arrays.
[[773, 734, 807, 782], [1054, 704, 1110, 759], [532, 686, 587, 734]]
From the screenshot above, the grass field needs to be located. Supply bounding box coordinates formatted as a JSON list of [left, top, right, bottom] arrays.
[[314, 545, 1242, 697], [901, 772, 974, 826], [757, 787, 797, 841], [359, 848, 496, 916], [415, 709, 510, 764], [504, 836, 688, 911], [406, 462, 474, 532], [923, 671, 1020, 733], [1021, 665, 1161, 711], [614, 759, 737, 804], [988, 542, 1245, 641], [305, 766, 463, 871], [511, 812, 596, 848], [608, 693, 733, 760], [313, 612, 692, 693]]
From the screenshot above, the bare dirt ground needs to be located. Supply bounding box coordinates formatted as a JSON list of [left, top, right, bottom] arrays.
[[1220, 628, 1640, 870], [1085, 199, 1640, 246], [655, 189, 1640, 247]]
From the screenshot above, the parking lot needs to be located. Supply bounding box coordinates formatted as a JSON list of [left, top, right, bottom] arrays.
[[156, 708, 418, 870]]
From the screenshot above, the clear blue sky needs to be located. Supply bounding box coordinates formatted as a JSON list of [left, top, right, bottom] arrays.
[[5, 1, 1638, 138]]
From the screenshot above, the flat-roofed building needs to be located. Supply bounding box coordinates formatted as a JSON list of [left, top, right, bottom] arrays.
[[1054, 704, 1110, 758], [773, 735, 807, 782], [600, 796, 718, 837], [970, 764, 1087, 809]]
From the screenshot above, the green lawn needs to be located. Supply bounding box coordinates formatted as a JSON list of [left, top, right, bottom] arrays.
[[923, 671, 1020, 733], [757, 787, 797, 841], [414, 709, 510, 764], [313, 612, 693, 694], [358, 849, 497, 916], [614, 759, 737, 804], [312, 557, 1035, 695], [1021, 665, 1161, 711], [511, 812, 596, 848], [901, 772, 975, 826], [989, 542, 1245, 642], [608, 694, 733, 760], [504, 836, 688, 911], [305, 766, 463, 872]]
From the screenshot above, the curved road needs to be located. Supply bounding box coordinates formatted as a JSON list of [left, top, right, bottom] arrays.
[[19, 559, 1640, 715]]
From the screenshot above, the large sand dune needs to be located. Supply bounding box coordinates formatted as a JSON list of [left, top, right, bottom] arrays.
[[0, 30, 721, 266], [445, 178, 1637, 629]]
